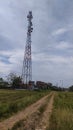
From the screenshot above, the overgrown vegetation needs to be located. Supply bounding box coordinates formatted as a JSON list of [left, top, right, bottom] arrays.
[[48, 92, 73, 130], [0, 89, 49, 121]]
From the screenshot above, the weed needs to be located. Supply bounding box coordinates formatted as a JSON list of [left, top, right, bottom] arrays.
[[0, 90, 49, 121], [48, 92, 73, 130]]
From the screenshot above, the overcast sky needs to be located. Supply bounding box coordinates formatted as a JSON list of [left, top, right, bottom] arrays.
[[0, 0, 73, 87]]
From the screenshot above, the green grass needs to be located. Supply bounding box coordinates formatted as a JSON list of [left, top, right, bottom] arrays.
[[0, 89, 49, 121], [38, 94, 52, 115], [48, 92, 73, 130]]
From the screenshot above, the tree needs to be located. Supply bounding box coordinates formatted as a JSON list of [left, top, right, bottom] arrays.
[[69, 85, 73, 91], [0, 78, 3, 82], [7, 73, 16, 84], [0, 78, 8, 88], [12, 76, 22, 88], [7, 73, 22, 88]]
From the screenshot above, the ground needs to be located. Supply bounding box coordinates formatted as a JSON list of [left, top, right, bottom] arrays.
[[0, 91, 55, 130]]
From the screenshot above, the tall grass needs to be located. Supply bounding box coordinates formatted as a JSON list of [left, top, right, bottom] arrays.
[[0, 89, 49, 121], [48, 92, 73, 130]]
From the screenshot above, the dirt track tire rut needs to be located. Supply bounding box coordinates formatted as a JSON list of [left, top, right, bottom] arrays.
[[12, 93, 55, 130], [36, 94, 55, 130], [0, 92, 52, 130]]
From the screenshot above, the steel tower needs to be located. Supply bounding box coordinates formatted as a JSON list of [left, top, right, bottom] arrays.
[[22, 11, 33, 84]]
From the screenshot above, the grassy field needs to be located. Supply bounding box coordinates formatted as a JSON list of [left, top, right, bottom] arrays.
[[48, 92, 73, 130], [1, 90, 73, 130], [0, 89, 49, 121]]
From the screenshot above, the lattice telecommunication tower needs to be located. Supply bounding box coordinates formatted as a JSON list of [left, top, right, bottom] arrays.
[[22, 11, 33, 84]]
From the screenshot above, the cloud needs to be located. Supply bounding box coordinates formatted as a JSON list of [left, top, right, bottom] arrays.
[[0, 49, 24, 75], [55, 41, 73, 50], [52, 28, 67, 36]]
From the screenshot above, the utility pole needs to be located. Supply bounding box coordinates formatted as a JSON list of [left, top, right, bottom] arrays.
[[22, 11, 33, 85]]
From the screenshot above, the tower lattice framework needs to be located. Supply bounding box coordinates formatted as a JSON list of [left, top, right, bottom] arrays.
[[22, 11, 33, 84]]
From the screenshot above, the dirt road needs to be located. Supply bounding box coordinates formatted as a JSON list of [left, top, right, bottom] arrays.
[[0, 92, 53, 130], [36, 94, 55, 130], [17, 93, 55, 130]]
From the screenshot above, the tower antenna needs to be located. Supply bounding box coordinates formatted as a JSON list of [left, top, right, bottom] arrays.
[[22, 11, 33, 85]]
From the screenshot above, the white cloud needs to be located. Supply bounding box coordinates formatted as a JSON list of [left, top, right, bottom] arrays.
[[52, 28, 67, 36], [52, 24, 73, 37], [0, 61, 12, 73], [55, 41, 73, 50], [48, 41, 73, 52], [33, 52, 73, 65], [0, 49, 24, 75]]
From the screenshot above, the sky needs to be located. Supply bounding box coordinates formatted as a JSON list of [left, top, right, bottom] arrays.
[[0, 0, 73, 87]]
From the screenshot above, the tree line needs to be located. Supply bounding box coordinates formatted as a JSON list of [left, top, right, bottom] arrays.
[[0, 73, 73, 91]]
